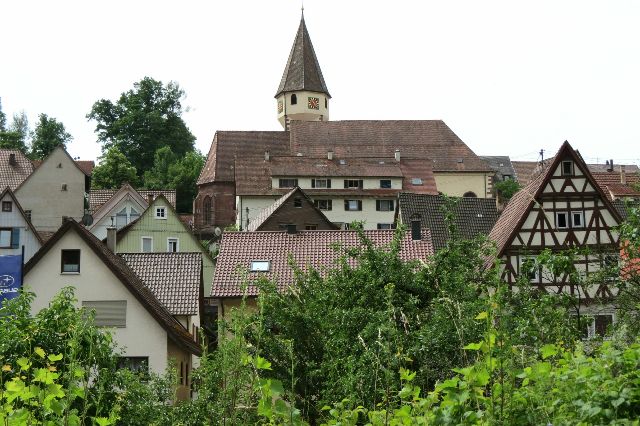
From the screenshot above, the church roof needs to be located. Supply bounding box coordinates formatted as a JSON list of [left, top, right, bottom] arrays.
[[275, 14, 330, 98]]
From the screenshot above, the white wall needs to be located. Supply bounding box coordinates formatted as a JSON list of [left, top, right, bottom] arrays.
[[25, 230, 169, 374], [0, 193, 42, 262]]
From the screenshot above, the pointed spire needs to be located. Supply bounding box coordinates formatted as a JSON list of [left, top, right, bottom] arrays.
[[275, 13, 330, 98]]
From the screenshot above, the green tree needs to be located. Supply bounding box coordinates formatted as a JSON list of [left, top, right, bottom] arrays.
[[494, 178, 521, 200], [143, 146, 177, 189], [87, 77, 196, 176], [92, 146, 139, 189], [0, 110, 30, 153], [0, 98, 6, 131], [30, 113, 72, 160]]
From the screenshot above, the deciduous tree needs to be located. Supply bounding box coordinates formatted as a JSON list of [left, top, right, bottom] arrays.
[[91, 146, 139, 189], [30, 113, 72, 159]]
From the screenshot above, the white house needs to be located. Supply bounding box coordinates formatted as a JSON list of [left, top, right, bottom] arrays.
[[0, 187, 43, 262]]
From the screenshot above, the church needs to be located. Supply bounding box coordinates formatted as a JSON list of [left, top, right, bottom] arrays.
[[194, 12, 493, 234]]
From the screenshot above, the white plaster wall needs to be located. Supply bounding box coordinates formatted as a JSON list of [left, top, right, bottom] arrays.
[[277, 90, 329, 128], [433, 173, 491, 198], [0, 193, 41, 262], [25, 230, 169, 374]]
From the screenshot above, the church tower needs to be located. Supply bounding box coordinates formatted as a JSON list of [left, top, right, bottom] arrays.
[[275, 12, 330, 130]]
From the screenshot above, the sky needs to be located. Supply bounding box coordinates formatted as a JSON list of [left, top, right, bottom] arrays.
[[1, 0, 639, 166]]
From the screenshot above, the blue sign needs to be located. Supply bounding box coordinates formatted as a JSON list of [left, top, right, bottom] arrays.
[[0, 255, 22, 301]]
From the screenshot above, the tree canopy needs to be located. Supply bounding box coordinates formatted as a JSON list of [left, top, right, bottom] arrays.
[[87, 77, 196, 176], [0, 107, 30, 153], [30, 113, 72, 160], [91, 146, 139, 189]]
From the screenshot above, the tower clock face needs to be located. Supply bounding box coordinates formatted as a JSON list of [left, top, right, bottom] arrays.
[[277, 101, 283, 113], [308, 97, 320, 110]]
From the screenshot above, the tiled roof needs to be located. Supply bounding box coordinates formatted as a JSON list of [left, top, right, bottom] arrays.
[[591, 171, 640, 200], [0, 149, 33, 191], [212, 229, 434, 298], [479, 156, 516, 178], [121, 253, 201, 316], [612, 199, 640, 221], [32, 158, 94, 177], [197, 131, 290, 185], [25, 220, 201, 355], [513, 159, 640, 188], [89, 189, 176, 213], [289, 120, 493, 172], [398, 193, 499, 250], [511, 160, 544, 186], [275, 14, 330, 98], [270, 157, 405, 177], [589, 163, 639, 173]]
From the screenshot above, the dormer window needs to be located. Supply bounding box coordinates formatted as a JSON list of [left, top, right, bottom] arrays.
[[561, 161, 574, 176], [291, 94, 297, 105], [250, 260, 270, 272]]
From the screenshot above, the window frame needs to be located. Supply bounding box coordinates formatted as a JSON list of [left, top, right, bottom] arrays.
[[293, 197, 303, 208], [250, 260, 271, 272], [555, 211, 569, 229], [344, 199, 362, 211], [278, 178, 298, 188], [0, 228, 13, 248], [141, 236, 153, 253], [377, 223, 395, 230], [167, 237, 179, 253], [561, 160, 574, 176], [312, 178, 331, 189], [520, 256, 539, 281], [314, 199, 332, 211], [2, 201, 12, 212], [155, 207, 167, 219], [61, 249, 81, 274], [571, 211, 585, 228], [376, 199, 395, 212], [379, 179, 392, 189], [344, 179, 363, 189], [305, 224, 318, 230]]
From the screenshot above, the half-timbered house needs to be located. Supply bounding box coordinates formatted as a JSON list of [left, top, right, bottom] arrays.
[[488, 141, 623, 336]]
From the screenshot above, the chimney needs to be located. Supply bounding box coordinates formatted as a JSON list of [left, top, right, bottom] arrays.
[[394, 149, 401, 162], [620, 165, 626, 185], [327, 150, 333, 160], [8, 153, 16, 166], [264, 151, 270, 161], [607, 159, 614, 172], [286, 224, 297, 234], [106, 226, 117, 253], [147, 194, 154, 205], [410, 219, 421, 241], [496, 193, 505, 214]]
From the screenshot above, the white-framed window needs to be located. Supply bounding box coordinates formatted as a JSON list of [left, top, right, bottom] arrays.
[[380, 179, 392, 189], [0, 228, 13, 248], [344, 200, 362, 211], [376, 199, 395, 211], [142, 237, 153, 253], [411, 178, 423, 185], [293, 198, 303, 208], [571, 211, 584, 228], [575, 313, 614, 339], [344, 179, 363, 189], [61, 249, 81, 273], [520, 256, 539, 281], [167, 238, 178, 252], [116, 208, 128, 229], [312, 178, 331, 189], [377, 223, 395, 230], [314, 199, 332, 211], [555, 212, 569, 229], [561, 160, 574, 176], [250, 260, 270, 272], [155, 207, 166, 219]]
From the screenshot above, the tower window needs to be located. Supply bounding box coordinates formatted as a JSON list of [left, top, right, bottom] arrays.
[[325, 98, 327, 108], [291, 94, 297, 105]]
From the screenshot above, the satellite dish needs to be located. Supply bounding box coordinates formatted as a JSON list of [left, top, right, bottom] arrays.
[[81, 214, 93, 226], [214, 227, 222, 237]]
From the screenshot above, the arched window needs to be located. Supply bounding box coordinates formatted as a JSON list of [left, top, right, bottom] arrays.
[[203, 196, 212, 225], [291, 94, 297, 105], [463, 191, 477, 198]]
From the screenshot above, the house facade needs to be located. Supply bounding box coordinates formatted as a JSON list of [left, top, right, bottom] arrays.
[[488, 142, 622, 337], [24, 220, 201, 390], [0, 188, 43, 262], [88, 184, 149, 240]]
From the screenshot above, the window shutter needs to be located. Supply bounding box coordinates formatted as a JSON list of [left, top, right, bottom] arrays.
[[11, 228, 20, 249], [328, 200, 332, 210], [344, 200, 349, 210], [311, 179, 316, 188], [327, 179, 331, 188], [357, 200, 362, 210], [344, 180, 348, 189], [358, 180, 363, 189], [376, 200, 381, 211], [82, 301, 127, 327], [390, 200, 395, 210]]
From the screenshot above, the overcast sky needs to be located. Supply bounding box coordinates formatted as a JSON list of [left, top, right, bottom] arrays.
[[1, 0, 639, 166]]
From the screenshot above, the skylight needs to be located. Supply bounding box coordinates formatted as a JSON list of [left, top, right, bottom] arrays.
[[411, 178, 423, 185], [250, 260, 270, 272]]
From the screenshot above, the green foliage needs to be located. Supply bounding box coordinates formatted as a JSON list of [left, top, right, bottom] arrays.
[[0, 110, 30, 153], [87, 76, 196, 177], [91, 146, 140, 189], [30, 113, 73, 160], [143, 146, 177, 189], [494, 179, 521, 200], [0, 98, 6, 131]]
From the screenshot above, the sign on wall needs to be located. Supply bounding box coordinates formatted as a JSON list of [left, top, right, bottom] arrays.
[[0, 255, 23, 302]]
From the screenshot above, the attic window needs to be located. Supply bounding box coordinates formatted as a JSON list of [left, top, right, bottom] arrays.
[[411, 178, 423, 185], [291, 94, 297, 105], [155, 207, 166, 219], [250, 260, 270, 272], [561, 161, 574, 176], [2, 201, 12, 212], [293, 197, 303, 208]]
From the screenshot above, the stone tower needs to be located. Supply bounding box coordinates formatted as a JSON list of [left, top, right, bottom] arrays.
[[275, 12, 330, 130]]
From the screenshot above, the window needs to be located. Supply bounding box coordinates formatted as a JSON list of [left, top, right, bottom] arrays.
[[117, 357, 148, 374], [61, 184, 68, 191], [325, 97, 327, 108], [376, 200, 395, 211], [61, 249, 80, 273], [203, 196, 212, 225], [142, 237, 153, 253], [279, 178, 298, 188], [572, 211, 584, 228], [293, 198, 303, 208], [305, 224, 318, 230], [2, 201, 12, 212], [576, 314, 614, 339], [25, 210, 31, 221], [377, 223, 395, 230], [344, 200, 362, 211], [314, 199, 332, 211], [344, 179, 363, 189], [411, 178, 423, 185], [130, 207, 140, 222], [555, 212, 569, 229], [250, 260, 270, 272], [155, 207, 166, 219], [312, 178, 331, 188], [291, 94, 297, 105], [380, 179, 392, 189], [116, 208, 128, 229], [561, 161, 574, 176], [463, 191, 477, 198], [0, 228, 13, 248], [502, 174, 512, 180], [520, 256, 538, 281], [82, 300, 127, 327], [167, 238, 178, 252]]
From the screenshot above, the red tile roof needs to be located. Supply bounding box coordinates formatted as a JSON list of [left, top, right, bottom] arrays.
[[591, 171, 640, 200], [0, 149, 34, 190], [88, 189, 176, 214], [212, 229, 434, 298]]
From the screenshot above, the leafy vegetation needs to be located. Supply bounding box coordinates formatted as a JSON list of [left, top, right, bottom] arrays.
[[30, 114, 73, 160], [494, 178, 521, 200]]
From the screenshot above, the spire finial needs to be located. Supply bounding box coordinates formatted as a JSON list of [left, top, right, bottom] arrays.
[[301, 0, 304, 16]]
